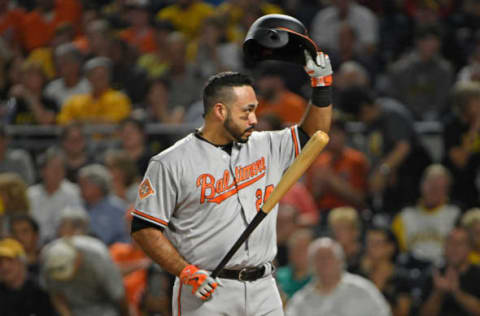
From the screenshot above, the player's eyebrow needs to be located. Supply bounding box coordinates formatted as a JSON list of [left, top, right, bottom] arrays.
[[244, 103, 258, 111]]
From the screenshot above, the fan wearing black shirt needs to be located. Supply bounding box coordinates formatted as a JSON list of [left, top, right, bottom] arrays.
[[0, 238, 57, 316], [420, 227, 480, 316]]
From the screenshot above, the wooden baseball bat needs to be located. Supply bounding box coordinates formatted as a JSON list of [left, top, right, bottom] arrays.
[[211, 130, 329, 278]]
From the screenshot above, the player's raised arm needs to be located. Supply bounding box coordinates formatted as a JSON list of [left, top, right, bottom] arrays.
[[299, 50, 333, 137]]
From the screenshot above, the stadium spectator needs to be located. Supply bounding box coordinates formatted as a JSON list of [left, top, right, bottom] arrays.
[[110, 210, 151, 316], [0, 237, 56, 316], [27, 146, 82, 243], [139, 263, 172, 316], [26, 22, 77, 81], [104, 149, 139, 205], [338, 86, 431, 213], [420, 227, 480, 316], [57, 56, 132, 124], [137, 77, 184, 124], [310, 0, 378, 57], [0, 172, 29, 237], [20, 0, 82, 52], [137, 20, 174, 78], [443, 0, 480, 70], [41, 235, 129, 316], [306, 118, 369, 211], [118, 118, 153, 176], [457, 44, 480, 83], [216, 0, 283, 44], [59, 122, 95, 183], [156, 0, 214, 40], [285, 237, 391, 316], [334, 60, 371, 91], [0, 0, 25, 52], [77, 164, 129, 245], [443, 80, 480, 209], [276, 229, 314, 300], [0, 125, 36, 185], [359, 227, 412, 316], [164, 32, 203, 111], [386, 24, 453, 121], [280, 182, 319, 227], [8, 214, 42, 281], [44, 43, 91, 107], [109, 37, 149, 105], [276, 203, 301, 267], [328, 206, 363, 273], [119, 0, 157, 54], [191, 16, 243, 81], [6, 59, 57, 125], [79, 18, 112, 58], [56, 205, 90, 238], [392, 164, 460, 266], [255, 64, 308, 125], [327, 22, 378, 80], [460, 208, 480, 265]]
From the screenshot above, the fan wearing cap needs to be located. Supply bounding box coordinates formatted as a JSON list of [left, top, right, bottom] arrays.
[[57, 56, 132, 125], [41, 235, 129, 316], [0, 238, 56, 316]]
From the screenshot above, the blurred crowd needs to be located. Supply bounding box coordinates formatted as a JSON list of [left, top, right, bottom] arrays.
[[1, 0, 480, 315]]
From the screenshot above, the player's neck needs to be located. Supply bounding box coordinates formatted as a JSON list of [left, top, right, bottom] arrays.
[[197, 124, 233, 146]]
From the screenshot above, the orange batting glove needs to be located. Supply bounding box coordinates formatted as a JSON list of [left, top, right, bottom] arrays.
[[180, 265, 219, 300], [304, 50, 333, 87]]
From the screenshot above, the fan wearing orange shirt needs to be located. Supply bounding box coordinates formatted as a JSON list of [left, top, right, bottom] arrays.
[[306, 119, 369, 211], [20, 0, 82, 52], [256, 65, 308, 125], [0, 0, 25, 50], [119, 0, 157, 54]]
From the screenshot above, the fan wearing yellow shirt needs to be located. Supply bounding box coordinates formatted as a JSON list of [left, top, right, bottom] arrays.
[[57, 57, 131, 125], [156, 0, 214, 40]]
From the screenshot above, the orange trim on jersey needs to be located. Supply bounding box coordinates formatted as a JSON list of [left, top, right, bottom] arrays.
[[178, 283, 182, 316], [291, 126, 299, 157], [132, 209, 169, 227], [207, 173, 265, 204]]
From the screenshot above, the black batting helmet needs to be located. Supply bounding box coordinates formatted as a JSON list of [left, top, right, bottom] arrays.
[[243, 14, 318, 66]]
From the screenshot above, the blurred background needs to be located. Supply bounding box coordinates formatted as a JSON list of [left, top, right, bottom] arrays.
[[1, 0, 480, 315]]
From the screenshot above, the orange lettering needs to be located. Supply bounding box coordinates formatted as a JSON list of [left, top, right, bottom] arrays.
[[255, 188, 262, 211], [196, 174, 216, 204]]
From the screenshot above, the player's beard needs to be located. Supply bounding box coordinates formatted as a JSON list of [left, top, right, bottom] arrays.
[[224, 111, 254, 143]]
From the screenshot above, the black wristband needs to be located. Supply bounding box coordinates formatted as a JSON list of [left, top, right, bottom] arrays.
[[310, 86, 332, 107]]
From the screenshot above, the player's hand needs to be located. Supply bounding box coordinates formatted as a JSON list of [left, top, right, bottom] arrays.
[[180, 265, 219, 300], [304, 50, 333, 87]]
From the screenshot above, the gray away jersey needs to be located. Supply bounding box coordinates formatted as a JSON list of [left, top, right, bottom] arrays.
[[133, 126, 301, 270]]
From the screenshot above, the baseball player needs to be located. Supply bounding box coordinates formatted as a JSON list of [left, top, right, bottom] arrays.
[[131, 50, 332, 316]]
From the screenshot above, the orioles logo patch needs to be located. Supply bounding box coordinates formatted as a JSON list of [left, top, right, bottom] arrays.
[[139, 178, 155, 200]]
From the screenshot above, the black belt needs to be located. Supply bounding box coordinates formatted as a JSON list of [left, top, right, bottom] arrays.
[[217, 266, 266, 281]]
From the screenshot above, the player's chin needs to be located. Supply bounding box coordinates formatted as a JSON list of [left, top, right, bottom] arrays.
[[239, 131, 253, 143]]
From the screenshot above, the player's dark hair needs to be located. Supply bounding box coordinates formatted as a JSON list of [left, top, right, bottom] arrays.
[[203, 72, 254, 115]]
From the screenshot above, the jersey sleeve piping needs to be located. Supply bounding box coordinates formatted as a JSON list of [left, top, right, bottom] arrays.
[[132, 209, 169, 228], [290, 126, 300, 157]]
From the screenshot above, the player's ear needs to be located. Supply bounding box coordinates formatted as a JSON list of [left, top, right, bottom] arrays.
[[213, 103, 227, 121]]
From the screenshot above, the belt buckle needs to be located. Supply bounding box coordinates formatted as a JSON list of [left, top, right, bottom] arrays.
[[238, 267, 249, 281]]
